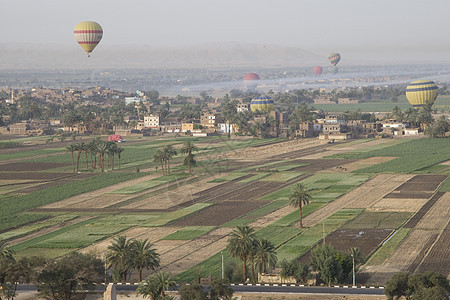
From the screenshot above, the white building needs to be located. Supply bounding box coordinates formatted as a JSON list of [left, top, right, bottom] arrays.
[[144, 114, 159, 128]]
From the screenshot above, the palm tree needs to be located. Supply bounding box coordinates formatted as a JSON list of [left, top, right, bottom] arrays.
[[96, 140, 108, 172], [116, 146, 124, 169], [253, 239, 277, 276], [289, 183, 311, 228], [65, 144, 76, 172], [74, 142, 85, 172], [162, 145, 177, 175], [106, 236, 133, 282], [108, 142, 119, 171], [153, 149, 166, 175], [226, 225, 256, 283], [130, 239, 160, 282], [180, 140, 198, 174], [0, 238, 15, 263], [154, 272, 176, 298], [137, 272, 176, 300]]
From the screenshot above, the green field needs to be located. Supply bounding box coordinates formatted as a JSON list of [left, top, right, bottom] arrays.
[[1, 134, 448, 284]]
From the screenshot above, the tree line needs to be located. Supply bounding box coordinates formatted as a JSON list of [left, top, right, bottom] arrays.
[[65, 137, 124, 173]]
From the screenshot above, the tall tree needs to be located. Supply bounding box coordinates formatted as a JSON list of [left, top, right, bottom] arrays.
[[162, 145, 177, 175], [253, 239, 277, 276], [209, 278, 234, 300], [37, 252, 103, 300], [153, 149, 166, 175], [310, 244, 343, 286], [0, 239, 15, 263], [180, 141, 198, 174], [289, 183, 311, 228], [130, 239, 160, 282], [226, 225, 256, 283], [116, 146, 124, 169], [106, 236, 134, 282], [65, 144, 77, 173]]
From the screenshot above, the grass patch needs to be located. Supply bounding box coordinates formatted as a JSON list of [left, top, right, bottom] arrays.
[[276, 208, 363, 261], [0, 214, 78, 241], [239, 173, 270, 182], [270, 203, 324, 227], [0, 172, 146, 232], [208, 173, 248, 183], [364, 228, 411, 266], [15, 247, 73, 260], [439, 177, 450, 192], [109, 174, 189, 194], [256, 226, 303, 247], [162, 226, 216, 240], [260, 172, 304, 182], [341, 211, 413, 230], [328, 139, 450, 173]]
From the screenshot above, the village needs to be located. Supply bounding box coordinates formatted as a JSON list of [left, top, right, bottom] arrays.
[[0, 84, 431, 142]]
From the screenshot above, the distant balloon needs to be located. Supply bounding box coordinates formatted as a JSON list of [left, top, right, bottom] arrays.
[[313, 66, 323, 76], [405, 80, 438, 108], [74, 21, 103, 57], [244, 73, 260, 91], [328, 53, 341, 66], [328, 66, 339, 74], [250, 96, 274, 112], [244, 73, 260, 81]]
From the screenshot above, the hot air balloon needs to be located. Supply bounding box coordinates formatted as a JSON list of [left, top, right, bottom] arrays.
[[244, 73, 260, 91], [328, 53, 341, 66], [74, 21, 103, 57], [405, 80, 438, 108], [250, 96, 274, 112], [313, 66, 323, 76], [328, 66, 338, 74]]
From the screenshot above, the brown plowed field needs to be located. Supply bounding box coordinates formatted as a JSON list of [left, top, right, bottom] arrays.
[[171, 200, 271, 226], [299, 229, 393, 264], [0, 162, 69, 171], [415, 221, 450, 275], [404, 192, 445, 228]]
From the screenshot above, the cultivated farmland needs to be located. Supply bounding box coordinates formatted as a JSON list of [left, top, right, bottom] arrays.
[[0, 135, 448, 285]]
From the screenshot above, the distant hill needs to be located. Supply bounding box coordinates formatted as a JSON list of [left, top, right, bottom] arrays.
[[0, 42, 326, 70]]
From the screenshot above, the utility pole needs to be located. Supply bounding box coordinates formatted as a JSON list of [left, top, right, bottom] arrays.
[[221, 251, 224, 280], [351, 253, 355, 287], [323, 222, 326, 244]]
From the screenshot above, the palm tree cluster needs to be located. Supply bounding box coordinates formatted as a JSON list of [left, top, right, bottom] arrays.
[[153, 145, 177, 175], [152, 141, 199, 175], [106, 236, 160, 283], [226, 225, 277, 283], [65, 137, 124, 173]]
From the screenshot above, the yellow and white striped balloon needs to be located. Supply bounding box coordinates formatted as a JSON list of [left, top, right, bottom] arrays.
[[74, 21, 103, 57]]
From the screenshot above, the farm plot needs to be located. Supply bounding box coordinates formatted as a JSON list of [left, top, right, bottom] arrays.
[[278, 209, 363, 262], [303, 174, 412, 227], [362, 229, 440, 284], [415, 221, 450, 276], [301, 228, 393, 263], [340, 211, 412, 230], [158, 227, 233, 275], [0, 162, 69, 172], [285, 159, 357, 172], [170, 200, 271, 226]]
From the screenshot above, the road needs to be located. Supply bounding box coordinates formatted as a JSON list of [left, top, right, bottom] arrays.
[[16, 283, 385, 296]]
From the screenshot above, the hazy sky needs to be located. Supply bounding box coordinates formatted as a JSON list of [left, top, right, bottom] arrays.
[[1, 0, 450, 58]]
